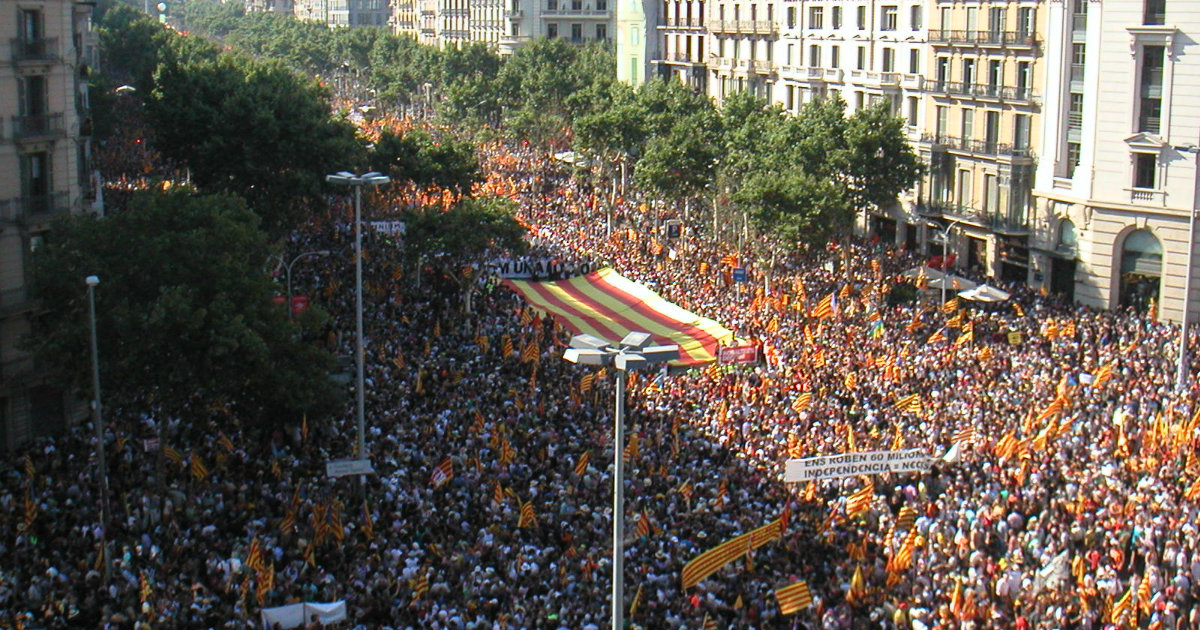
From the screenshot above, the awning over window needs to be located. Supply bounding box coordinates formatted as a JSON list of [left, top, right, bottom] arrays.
[[503, 268, 735, 366]]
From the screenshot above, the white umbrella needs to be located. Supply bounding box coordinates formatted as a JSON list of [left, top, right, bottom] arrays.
[[958, 284, 1011, 302]]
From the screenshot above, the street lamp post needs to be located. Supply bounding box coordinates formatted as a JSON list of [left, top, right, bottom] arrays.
[[928, 218, 964, 304], [283, 250, 332, 321], [563, 332, 679, 630], [325, 172, 390, 465], [85, 275, 112, 584], [1174, 144, 1199, 391]]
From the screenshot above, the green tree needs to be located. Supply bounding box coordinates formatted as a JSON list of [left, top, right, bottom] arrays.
[[28, 190, 343, 427], [402, 197, 529, 311], [836, 101, 923, 215], [146, 53, 363, 234], [369, 129, 483, 195], [97, 4, 175, 90], [733, 168, 853, 249], [634, 111, 720, 202]]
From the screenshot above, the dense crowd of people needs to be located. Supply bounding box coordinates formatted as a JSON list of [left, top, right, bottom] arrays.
[[2, 122, 1199, 630]]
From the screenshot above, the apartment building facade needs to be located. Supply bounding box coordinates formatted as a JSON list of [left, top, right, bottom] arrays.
[[394, 0, 612, 52], [1, 0, 97, 450], [1032, 0, 1200, 323], [294, 0, 391, 27], [914, 0, 1044, 284]]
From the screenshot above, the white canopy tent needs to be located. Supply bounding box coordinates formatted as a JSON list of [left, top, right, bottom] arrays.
[[958, 284, 1012, 302]]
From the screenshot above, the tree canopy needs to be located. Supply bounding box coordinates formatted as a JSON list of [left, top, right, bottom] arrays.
[[29, 190, 343, 427]]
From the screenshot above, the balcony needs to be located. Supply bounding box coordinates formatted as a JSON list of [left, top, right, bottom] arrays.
[[10, 37, 59, 63], [780, 65, 842, 82], [542, 7, 610, 17], [506, 9, 523, 18], [0, 193, 71, 225], [0, 286, 38, 318], [658, 18, 704, 30], [12, 113, 65, 142], [747, 59, 777, 74], [921, 133, 1036, 160], [848, 69, 901, 88], [927, 29, 1038, 47], [709, 20, 776, 35], [928, 81, 1038, 103], [663, 51, 702, 65]]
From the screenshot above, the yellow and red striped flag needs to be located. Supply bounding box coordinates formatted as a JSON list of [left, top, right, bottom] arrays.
[[412, 572, 430, 600], [23, 490, 36, 529], [954, 323, 974, 346], [1137, 574, 1152, 616], [362, 502, 374, 541], [892, 393, 923, 415], [190, 454, 209, 482], [1093, 362, 1115, 389], [811, 293, 835, 319], [164, 445, 184, 465], [791, 392, 813, 414], [521, 339, 539, 363], [847, 564, 867, 604], [218, 432, 234, 453], [1110, 582, 1134, 624], [580, 373, 595, 392], [430, 456, 454, 488], [629, 583, 643, 616], [624, 432, 639, 462], [518, 500, 537, 528], [502, 336, 514, 359], [701, 612, 719, 630], [775, 580, 813, 614], [942, 298, 960, 314], [574, 451, 590, 476], [139, 571, 152, 603], [845, 480, 874, 519], [24, 454, 34, 479]]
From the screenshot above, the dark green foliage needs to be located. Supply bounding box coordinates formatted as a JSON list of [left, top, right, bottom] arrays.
[[28, 190, 343, 427]]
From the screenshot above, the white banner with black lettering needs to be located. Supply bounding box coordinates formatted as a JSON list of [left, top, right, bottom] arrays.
[[783, 449, 934, 482]]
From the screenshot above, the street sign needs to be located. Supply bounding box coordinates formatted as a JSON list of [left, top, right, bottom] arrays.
[[666, 221, 682, 239], [732, 267, 747, 283], [719, 344, 759, 365], [325, 458, 375, 478]]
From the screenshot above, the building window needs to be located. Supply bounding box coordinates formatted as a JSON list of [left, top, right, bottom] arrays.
[[597, 0, 606, 9], [965, 6, 978, 31], [957, 169, 973, 208], [855, 91, 865, 110], [936, 105, 947, 136], [1014, 114, 1030, 150], [571, 23, 582, 41], [962, 58, 976, 84], [909, 49, 920, 74], [882, 47, 894, 72], [1067, 142, 1081, 175], [19, 9, 44, 43], [20, 152, 50, 200], [547, 22, 558, 37], [984, 174, 999, 212], [571, 0, 582, 9], [787, 6, 796, 28], [856, 46, 866, 70], [596, 23, 606, 39], [989, 7, 1006, 35], [1134, 153, 1157, 189], [936, 56, 949, 84], [907, 96, 918, 125], [856, 5, 866, 29], [832, 6, 841, 28], [1017, 7, 1034, 37], [910, 5, 921, 29], [1140, 45, 1165, 134], [939, 7, 951, 30], [831, 45, 839, 68], [548, 0, 558, 9], [961, 108, 974, 139], [881, 6, 897, 31], [810, 44, 820, 67], [1144, 0, 1165, 25], [809, 6, 823, 29]]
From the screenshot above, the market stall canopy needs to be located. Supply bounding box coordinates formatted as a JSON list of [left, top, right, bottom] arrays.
[[958, 284, 1012, 302], [504, 268, 734, 366]]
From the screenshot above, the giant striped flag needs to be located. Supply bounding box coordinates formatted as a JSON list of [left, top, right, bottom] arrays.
[[504, 269, 734, 366], [775, 580, 813, 614]]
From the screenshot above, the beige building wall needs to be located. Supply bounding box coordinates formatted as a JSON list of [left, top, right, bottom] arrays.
[[0, 0, 96, 450]]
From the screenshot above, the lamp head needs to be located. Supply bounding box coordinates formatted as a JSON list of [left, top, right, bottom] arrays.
[[85, 275, 100, 287], [563, 348, 610, 366], [568, 334, 610, 351], [619, 331, 653, 350]]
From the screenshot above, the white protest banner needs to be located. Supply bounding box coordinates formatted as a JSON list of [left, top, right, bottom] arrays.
[[483, 258, 596, 279], [369, 220, 406, 236], [783, 449, 933, 482], [261, 601, 347, 629]]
